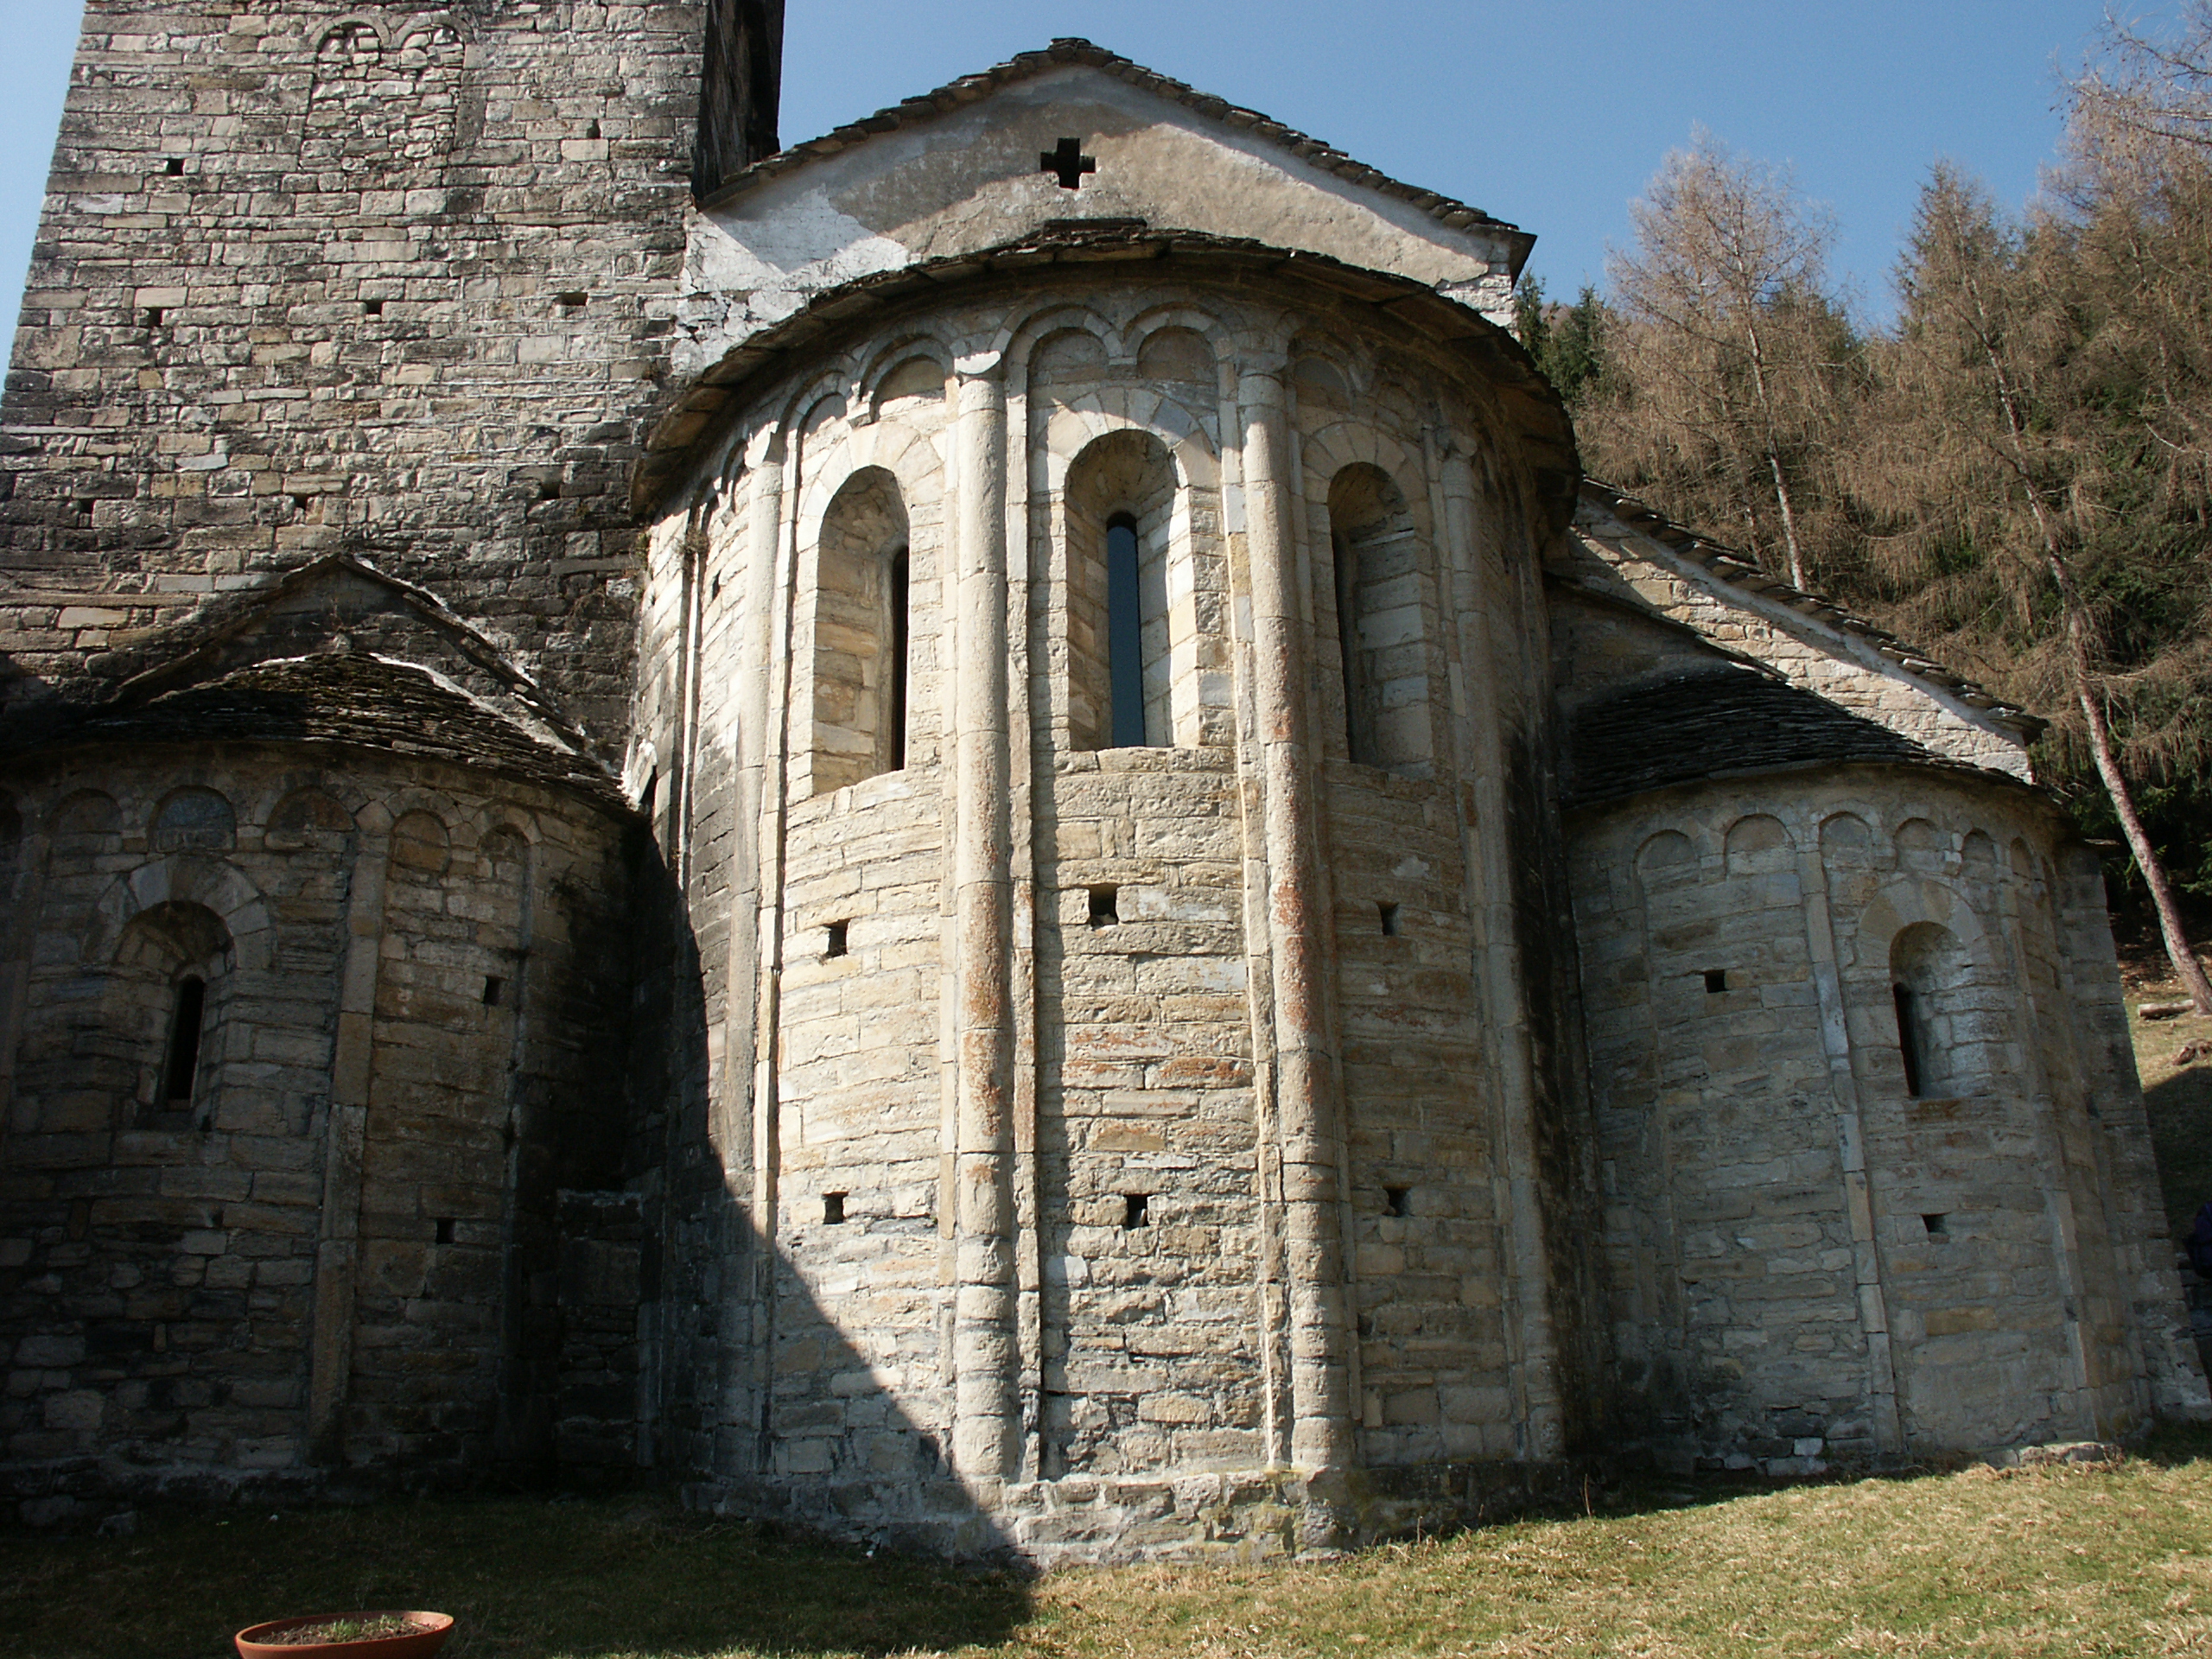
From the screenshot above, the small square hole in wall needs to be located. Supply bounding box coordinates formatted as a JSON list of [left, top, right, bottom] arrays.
[[1922, 1212, 1948, 1236], [1379, 902, 1402, 938], [363, 299, 384, 316], [1704, 969, 1728, 994], [824, 920, 849, 959], [556, 291, 588, 310], [1088, 886, 1119, 928], [823, 1192, 846, 1225], [1122, 1193, 1148, 1230], [1384, 1186, 1411, 1218], [585, 120, 601, 140], [435, 1217, 455, 1244], [144, 308, 163, 329], [481, 976, 504, 1007], [164, 157, 184, 176]]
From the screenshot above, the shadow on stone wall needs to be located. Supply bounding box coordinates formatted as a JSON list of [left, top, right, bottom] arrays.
[[619, 826, 1014, 1560]]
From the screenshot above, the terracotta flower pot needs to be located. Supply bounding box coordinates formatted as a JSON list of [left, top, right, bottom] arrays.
[[232, 1611, 454, 1659]]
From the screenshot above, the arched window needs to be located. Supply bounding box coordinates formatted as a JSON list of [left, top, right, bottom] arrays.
[[105, 900, 232, 1128], [1105, 515, 1145, 747], [1063, 430, 1177, 750], [806, 467, 912, 794], [1890, 922, 1975, 1098], [1326, 464, 1431, 774]]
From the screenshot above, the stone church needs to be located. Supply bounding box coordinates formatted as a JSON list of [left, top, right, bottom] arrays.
[[0, 5, 2202, 1560]]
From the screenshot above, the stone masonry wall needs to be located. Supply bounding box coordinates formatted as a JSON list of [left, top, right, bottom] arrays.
[[1569, 767, 2208, 1471], [0, 2, 712, 749], [0, 744, 634, 1510], [635, 266, 1588, 1559]]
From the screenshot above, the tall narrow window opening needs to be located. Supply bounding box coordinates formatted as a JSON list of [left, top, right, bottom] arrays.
[[887, 546, 910, 771], [1333, 522, 1370, 765], [163, 976, 207, 1103], [1105, 516, 1145, 747], [1892, 983, 1924, 1096]]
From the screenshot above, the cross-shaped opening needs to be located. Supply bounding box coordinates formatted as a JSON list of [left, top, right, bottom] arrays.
[[1040, 136, 1096, 190]]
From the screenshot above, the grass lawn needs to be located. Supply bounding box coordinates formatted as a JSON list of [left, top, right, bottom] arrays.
[[7, 1446, 2212, 1659]]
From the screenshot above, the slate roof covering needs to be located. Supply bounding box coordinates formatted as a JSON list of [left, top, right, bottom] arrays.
[[4, 652, 630, 814], [1563, 665, 2001, 809], [701, 37, 1530, 264], [1580, 479, 2044, 742]]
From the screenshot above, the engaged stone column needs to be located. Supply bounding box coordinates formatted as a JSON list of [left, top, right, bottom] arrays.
[[1236, 355, 1353, 1478], [308, 808, 391, 1465], [950, 350, 1020, 1486]]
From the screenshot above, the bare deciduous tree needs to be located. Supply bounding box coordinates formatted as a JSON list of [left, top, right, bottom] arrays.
[[1593, 129, 1856, 592]]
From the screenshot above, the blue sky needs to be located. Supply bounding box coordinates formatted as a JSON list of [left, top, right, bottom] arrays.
[[0, 0, 2132, 326]]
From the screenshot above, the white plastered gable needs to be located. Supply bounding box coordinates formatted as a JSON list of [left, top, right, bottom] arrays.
[[677, 57, 1527, 377]]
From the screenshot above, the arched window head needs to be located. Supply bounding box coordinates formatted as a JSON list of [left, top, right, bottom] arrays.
[[163, 976, 207, 1104], [1889, 922, 1974, 1099], [1062, 430, 1177, 751], [1326, 464, 1431, 775], [807, 467, 912, 795], [109, 899, 232, 1129]]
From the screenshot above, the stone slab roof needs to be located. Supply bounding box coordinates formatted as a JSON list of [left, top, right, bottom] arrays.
[[1580, 479, 2044, 742], [701, 37, 1529, 262], [1562, 663, 2005, 810], [4, 651, 631, 815]]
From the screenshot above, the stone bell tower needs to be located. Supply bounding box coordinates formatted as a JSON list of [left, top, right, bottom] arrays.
[[0, 1, 784, 747]]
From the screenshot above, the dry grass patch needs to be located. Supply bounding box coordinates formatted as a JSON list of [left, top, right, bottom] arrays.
[[10, 1450, 2212, 1658]]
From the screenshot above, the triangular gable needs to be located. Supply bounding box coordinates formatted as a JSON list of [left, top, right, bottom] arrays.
[[1558, 480, 2044, 785], [109, 555, 601, 767], [680, 38, 1531, 376]]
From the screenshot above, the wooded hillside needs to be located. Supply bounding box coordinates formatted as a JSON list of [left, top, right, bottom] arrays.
[[1522, 4, 2212, 1006]]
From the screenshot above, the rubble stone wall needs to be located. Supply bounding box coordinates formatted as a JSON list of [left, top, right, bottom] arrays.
[[0, 2, 711, 748]]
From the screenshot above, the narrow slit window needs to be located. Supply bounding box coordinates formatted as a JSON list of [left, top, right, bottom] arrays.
[[824, 921, 849, 959], [1379, 902, 1402, 938], [435, 1217, 456, 1244], [162, 976, 207, 1103], [1122, 1193, 1149, 1230], [482, 976, 504, 1007], [1893, 983, 1924, 1096], [1105, 516, 1145, 747], [887, 546, 910, 771], [1384, 1186, 1411, 1218], [1088, 886, 1119, 929], [823, 1192, 847, 1226]]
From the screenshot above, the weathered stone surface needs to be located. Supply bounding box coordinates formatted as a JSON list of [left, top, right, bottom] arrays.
[[0, 16, 2200, 1563]]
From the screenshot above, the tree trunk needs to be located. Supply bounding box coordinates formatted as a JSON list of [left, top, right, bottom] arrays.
[[1961, 252, 2212, 1014], [2053, 556, 2212, 1014]]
